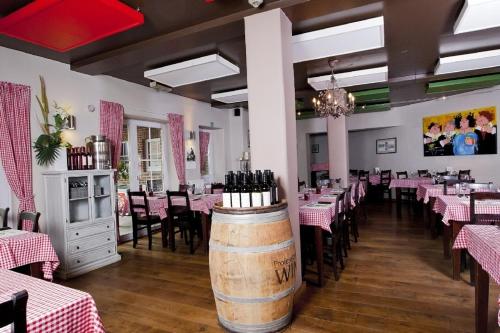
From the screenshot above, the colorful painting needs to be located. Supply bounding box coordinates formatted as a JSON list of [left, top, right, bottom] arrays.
[[423, 106, 497, 156]]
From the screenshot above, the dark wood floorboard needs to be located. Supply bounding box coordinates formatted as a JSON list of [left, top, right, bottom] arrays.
[[62, 202, 500, 332]]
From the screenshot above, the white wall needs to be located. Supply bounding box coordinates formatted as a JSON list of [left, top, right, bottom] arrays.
[[310, 134, 328, 164], [0, 46, 230, 230], [225, 108, 249, 172], [348, 86, 500, 184], [296, 117, 327, 185]]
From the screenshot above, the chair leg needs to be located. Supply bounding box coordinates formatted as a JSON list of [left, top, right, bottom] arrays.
[[345, 220, 351, 250], [161, 220, 168, 248], [189, 223, 195, 254], [331, 233, 339, 281], [147, 224, 152, 250], [337, 238, 344, 269], [132, 220, 138, 248]]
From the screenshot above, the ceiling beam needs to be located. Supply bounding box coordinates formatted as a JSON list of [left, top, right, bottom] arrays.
[[71, 0, 309, 75]]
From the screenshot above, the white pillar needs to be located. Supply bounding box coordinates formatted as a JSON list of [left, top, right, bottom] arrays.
[[245, 9, 301, 286], [328, 116, 349, 188]]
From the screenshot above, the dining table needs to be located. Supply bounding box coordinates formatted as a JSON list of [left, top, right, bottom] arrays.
[[453, 225, 500, 332], [433, 195, 500, 280], [0, 268, 105, 333], [0, 229, 59, 280], [133, 193, 222, 254], [389, 177, 433, 217]]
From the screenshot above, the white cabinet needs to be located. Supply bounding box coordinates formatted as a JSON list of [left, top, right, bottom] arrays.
[[42, 170, 121, 279]]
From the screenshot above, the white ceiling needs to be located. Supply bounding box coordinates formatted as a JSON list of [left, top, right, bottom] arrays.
[[454, 0, 500, 34], [435, 49, 500, 75], [307, 66, 388, 91], [211, 88, 249, 103]]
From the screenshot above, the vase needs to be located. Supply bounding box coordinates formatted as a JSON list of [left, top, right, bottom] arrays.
[[50, 147, 68, 171]]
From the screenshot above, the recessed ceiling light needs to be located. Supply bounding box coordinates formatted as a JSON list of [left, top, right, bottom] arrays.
[[144, 54, 240, 87], [307, 66, 388, 91], [292, 16, 384, 63], [435, 49, 500, 75], [454, 0, 500, 34], [211, 88, 248, 103]]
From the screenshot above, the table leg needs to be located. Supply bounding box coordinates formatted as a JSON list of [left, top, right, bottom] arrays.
[[314, 226, 324, 287], [396, 188, 402, 218], [169, 217, 175, 252], [474, 261, 489, 333], [451, 221, 463, 280], [442, 223, 451, 259]]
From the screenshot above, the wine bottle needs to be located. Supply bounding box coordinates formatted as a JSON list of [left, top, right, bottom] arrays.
[[270, 172, 279, 204], [223, 174, 232, 208], [231, 174, 241, 208], [261, 173, 271, 206], [240, 174, 251, 208], [251, 173, 262, 207]]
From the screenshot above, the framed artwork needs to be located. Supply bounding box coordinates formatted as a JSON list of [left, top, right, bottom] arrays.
[[422, 106, 497, 156], [376, 138, 397, 154], [311, 144, 319, 153]]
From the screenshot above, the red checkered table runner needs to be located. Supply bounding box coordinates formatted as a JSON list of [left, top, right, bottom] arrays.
[[0, 230, 59, 280], [389, 177, 433, 189], [0, 269, 105, 333], [133, 194, 222, 219], [453, 225, 500, 327], [433, 195, 500, 226]]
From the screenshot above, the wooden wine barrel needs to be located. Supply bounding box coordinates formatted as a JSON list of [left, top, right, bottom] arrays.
[[209, 201, 296, 333]]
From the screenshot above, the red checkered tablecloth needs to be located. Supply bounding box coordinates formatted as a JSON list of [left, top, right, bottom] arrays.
[[453, 225, 500, 327], [417, 184, 493, 204], [0, 269, 105, 333], [133, 194, 222, 219], [0, 230, 59, 280], [433, 195, 500, 226], [389, 177, 433, 189]]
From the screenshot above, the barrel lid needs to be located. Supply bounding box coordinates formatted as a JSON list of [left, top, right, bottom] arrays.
[[213, 200, 288, 215]]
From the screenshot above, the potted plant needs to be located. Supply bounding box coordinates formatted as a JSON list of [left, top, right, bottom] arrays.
[[33, 76, 72, 167]]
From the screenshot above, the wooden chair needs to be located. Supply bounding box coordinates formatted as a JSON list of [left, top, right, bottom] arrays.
[[357, 171, 369, 221], [127, 191, 167, 250], [211, 183, 224, 194], [468, 183, 493, 192], [0, 290, 28, 333], [458, 169, 471, 181], [443, 179, 461, 195], [350, 182, 360, 243], [179, 184, 195, 193], [17, 211, 40, 233], [380, 170, 392, 200], [436, 171, 448, 177], [396, 171, 417, 205], [418, 169, 429, 177], [166, 191, 199, 254], [298, 180, 306, 192], [349, 169, 358, 177], [0, 207, 9, 228], [341, 187, 352, 255], [325, 191, 346, 281]]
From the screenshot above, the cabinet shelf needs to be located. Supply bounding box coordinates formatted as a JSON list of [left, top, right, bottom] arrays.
[[69, 197, 89, 202], [94, 194, 111, 199]]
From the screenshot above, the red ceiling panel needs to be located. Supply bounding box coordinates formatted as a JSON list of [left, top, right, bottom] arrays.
[[0, 0, 144, 52]]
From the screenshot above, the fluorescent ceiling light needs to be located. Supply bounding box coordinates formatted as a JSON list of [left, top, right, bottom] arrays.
[[144, 54, 240, 87], [435, 49, 500, 75], [307, 66, 388, 91], [211, 88, 248, 103], [292, 16, 384, 63], [454, 0, 500, 34]]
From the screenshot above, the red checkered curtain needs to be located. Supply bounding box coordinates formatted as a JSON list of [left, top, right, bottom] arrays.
[[0, 81, 36, 216], [199, 131, 210, 175], [99, 100, 124, 169], [167, 113, 186, 185]]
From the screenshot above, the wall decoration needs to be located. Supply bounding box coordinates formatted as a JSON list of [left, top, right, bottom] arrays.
[[423, 106, 497, 156], [376, 138, 397, 154], [312, 143, 319, 153]]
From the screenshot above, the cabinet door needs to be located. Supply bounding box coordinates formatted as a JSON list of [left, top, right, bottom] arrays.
[[92, 173, 114, 220], [67, 175, 92, 224]]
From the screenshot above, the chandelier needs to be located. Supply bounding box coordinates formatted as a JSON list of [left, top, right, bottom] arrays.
[[312, 61, 355, 118]]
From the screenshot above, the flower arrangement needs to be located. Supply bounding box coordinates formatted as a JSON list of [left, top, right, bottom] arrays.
[[33, 76, 72, 166]]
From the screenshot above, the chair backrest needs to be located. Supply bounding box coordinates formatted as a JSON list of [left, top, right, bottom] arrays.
[[458, 169, 471, 180], [0, 290, 28, 333], [211, 183, 224, 194], [298, 180, 306, 191], [179, 184, 195, 193], [353, 182, 360, 204], [380, 170, 391, 186], [443, 179, 460, 195], [468, 182, 493, 192], [358, 171, 369, 197], [470, 192, 500, 225], [17, 211, 40, 232], [127, 190, 151, 218], [436, 171, 448, 176], [396, 171, 408, 179], [0, 207, 9, 228], [349, 169, 358, 177], [418, 169, 429, 177], [166, 190, 191, 212], [333, 191, 346, 225]]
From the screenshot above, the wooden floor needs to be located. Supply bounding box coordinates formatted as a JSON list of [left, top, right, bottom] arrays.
[[62, 202, 500, 333]]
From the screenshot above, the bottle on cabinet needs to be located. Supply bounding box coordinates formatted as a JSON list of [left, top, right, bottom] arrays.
[[222, 169, 279, 208]]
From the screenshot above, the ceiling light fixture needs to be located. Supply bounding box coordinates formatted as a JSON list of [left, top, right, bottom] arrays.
[[307, 66, 388, 91], [248, 0, 264, 8], [211, 88, 248, 103], [312, 60, 356, 118], [454, 0, 500, 34]]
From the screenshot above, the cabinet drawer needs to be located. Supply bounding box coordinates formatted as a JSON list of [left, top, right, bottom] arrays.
[[68, 231, 115, 255], [68, 244, 116, 270], [68, 221, 115, 241]]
